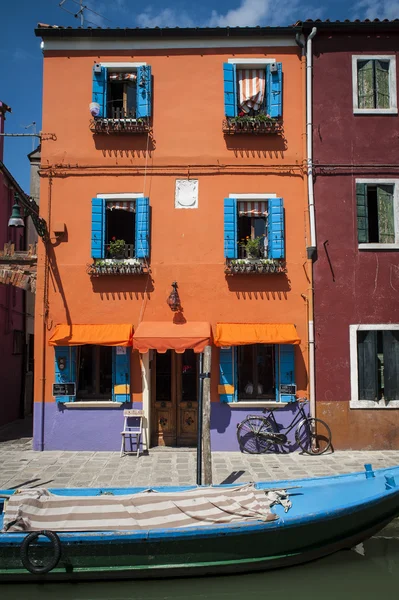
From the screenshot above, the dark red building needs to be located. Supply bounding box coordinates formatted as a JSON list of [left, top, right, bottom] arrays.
[[303, 21, 399, 448]]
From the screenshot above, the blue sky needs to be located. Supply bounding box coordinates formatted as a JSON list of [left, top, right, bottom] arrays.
[[1, 0, 399, 192]]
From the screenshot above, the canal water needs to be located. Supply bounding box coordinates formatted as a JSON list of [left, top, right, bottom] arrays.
[[2, 519, 399, 599]]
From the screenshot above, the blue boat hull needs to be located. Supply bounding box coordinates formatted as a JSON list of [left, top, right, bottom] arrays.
[[1, 465, 399, 581]]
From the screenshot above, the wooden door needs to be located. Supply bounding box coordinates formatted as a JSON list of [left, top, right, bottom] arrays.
[[151, 350, 198, 447]]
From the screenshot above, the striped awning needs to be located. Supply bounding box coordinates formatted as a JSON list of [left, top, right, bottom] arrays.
[[106, 201, 135, 212], [238, 201, 268, 217], [238, 69, 266, 113], [109, 72, 137, 82]]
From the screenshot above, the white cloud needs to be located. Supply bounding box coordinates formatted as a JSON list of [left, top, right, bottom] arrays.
[[353, 0, 399, 20], [136, 8, 195, 28], [135, 0, 324, 28]]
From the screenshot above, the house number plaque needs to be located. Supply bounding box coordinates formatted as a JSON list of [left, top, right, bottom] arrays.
[[52, 383, 76, 396]]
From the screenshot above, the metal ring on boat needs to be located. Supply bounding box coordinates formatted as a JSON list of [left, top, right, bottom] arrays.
[[20, 530, 61, 574]]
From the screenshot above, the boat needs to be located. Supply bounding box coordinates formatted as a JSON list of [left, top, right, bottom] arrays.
[[1, 463, 399, 582]]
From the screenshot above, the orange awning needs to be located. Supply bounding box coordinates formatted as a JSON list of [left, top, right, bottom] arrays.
[[214, 323, 301, 346], [133, 321, 211, 354], [49, 324, 133, 347]]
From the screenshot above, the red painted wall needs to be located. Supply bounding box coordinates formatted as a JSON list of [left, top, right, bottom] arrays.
[[312, 30, 399, 448], [0, 166, 25, 427]]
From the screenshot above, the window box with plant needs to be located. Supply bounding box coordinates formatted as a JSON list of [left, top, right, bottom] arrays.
[[224, 197, 286, 274], [90, 64, 152, 134], [223, 61, 283, 135], [89, 196, 150, 276]]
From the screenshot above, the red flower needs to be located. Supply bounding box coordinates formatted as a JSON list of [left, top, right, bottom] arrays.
[[111, 236, 116, 241], [238, 111, 245, 117]]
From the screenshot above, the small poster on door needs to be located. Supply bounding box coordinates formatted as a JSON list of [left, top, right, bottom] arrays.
[[116, 346, 127, 355]]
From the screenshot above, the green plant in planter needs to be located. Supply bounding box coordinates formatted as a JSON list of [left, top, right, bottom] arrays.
[[108, 238, 126, 258], [239, 236, 263, 259], [231, 111, 275, 126]]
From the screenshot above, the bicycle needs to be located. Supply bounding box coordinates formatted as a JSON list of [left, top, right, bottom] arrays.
[[236, 398, 332, 455]]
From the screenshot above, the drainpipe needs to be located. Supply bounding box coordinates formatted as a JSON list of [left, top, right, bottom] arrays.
[[296, 27, 317, 420]]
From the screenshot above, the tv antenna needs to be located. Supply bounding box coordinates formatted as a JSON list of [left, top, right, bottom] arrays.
[[59, 0, 113, 27]]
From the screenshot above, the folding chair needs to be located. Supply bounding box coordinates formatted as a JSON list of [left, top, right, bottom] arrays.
[[120, 409, 144, 457]]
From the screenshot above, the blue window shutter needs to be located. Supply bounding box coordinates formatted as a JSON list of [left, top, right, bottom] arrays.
[[266, 63, 282, 118], [92, 66, 108, 118], [224, 198, 237, 258], [223, 63, 237, 118], [279, 344, 296, 403], [91, 198, 105, 259], [112, 347, 131, 402], [136, 66, 152, 118], [135, 197, 150, 258], [267, 197, 285, 259], [219, 347, 237, 403], [54, 347, 76, 403]]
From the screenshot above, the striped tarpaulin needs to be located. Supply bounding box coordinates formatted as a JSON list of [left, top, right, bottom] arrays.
[[2, 485, 291, 532], [106, 201, 135, 212], [238, 201, 268, 217], [237, 69, 266, 113]]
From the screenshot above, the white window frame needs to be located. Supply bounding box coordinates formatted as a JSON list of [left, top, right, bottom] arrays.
[[352, 55, 397, 115], [356, 179, 399, 250], [350, 324, 399, 409]]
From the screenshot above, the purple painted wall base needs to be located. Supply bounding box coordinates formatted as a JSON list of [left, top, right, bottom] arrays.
[[33, 402, 141, 452], [210, 402, 305, 451], [33, 401, 306, 452]]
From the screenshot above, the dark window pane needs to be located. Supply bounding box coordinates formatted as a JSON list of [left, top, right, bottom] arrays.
[[106, 208, 135, 256], [99, 346, 112, 395], [181, 350, 197, 402], [77, 345, 112, 399], [156, 351, 172, 402], [357, 331, 378, 400], [383, 330, 399, 401], [257, 344, 275, 396], [238, 344, 275, 399], [77, 345, 94, 396], [126, 82, 137, 116]]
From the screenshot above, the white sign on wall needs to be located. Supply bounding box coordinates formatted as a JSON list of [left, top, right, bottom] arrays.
[[175, 179, 199, 209], [116, 346, 127, 355]]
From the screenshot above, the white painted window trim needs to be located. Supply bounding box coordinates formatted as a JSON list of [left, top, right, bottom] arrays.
[[65, 401, 123, 408], [228, 401, 289, 408], [99, 62, 146, 70], [228, 58, 276, 68], [352, 55, 398, 114], [355, 179, 399, 249], [229, 194, 277, 199], [350, 324, 399, 409], [97, 193, 144, 199]]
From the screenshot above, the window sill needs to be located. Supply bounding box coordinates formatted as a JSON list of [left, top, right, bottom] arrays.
[[90, 118, 151, 134], [350, 400, 399, 409], [222, 118, 283, 135], [225, 258, 286, 275], [353, 108, 398, 115], [87, 260, 149, 276], [64, 401, 124, 408], [226, 401, 290, 408], [358, 243, 399, 250]]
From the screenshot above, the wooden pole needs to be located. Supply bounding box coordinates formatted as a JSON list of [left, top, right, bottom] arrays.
[[202, 345, 212, 485]]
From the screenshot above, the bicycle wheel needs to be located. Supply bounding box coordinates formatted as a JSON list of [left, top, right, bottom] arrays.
[[295, 418, 332, 455], [237, 416, 274, 454]]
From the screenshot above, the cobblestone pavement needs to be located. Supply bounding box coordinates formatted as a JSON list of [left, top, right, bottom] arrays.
[[1, 419, 399, 489]]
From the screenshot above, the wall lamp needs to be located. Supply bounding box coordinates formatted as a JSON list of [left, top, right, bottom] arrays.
[[166, 281, 181, 312], [7, 192, 49, 240]]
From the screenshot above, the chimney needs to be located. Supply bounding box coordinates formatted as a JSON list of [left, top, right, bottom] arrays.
[[0, 101, 12, 163]]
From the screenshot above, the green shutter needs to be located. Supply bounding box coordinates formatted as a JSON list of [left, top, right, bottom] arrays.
[[357, 331, 378, 401], [358, 60, 374, 109], [383, 331, 399, 401], [356, 183, 369, 243], [377, 185, 395, 243], [376, 60, 390, 109]]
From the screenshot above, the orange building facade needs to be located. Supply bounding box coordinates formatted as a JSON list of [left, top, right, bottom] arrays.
[[33, 25, 310, 451]]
